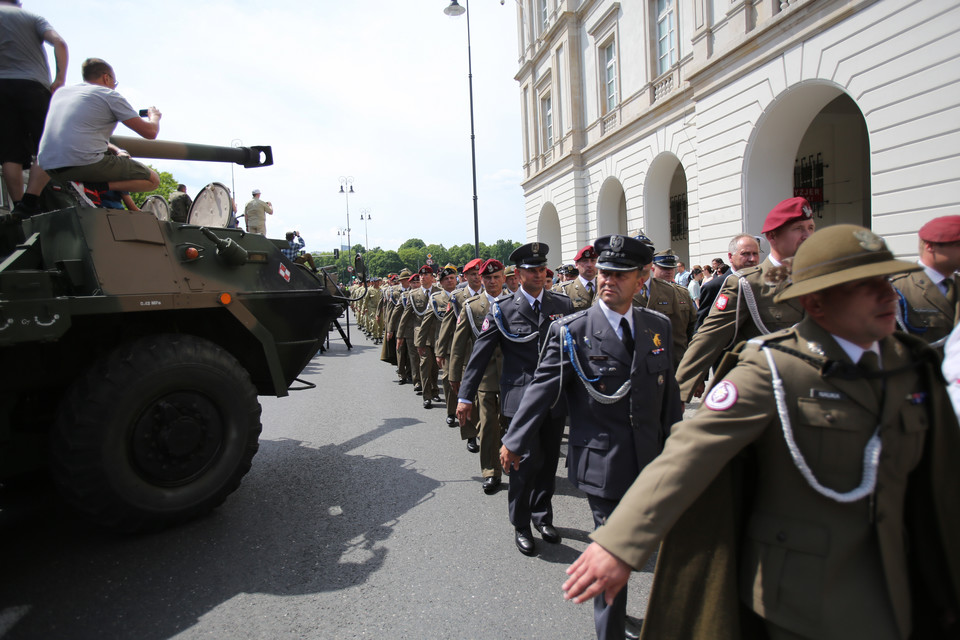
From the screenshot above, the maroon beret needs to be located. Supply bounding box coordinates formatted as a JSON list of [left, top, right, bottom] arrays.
[[762, 197, 814, 234], [418, 264, 435, 275], [480, 258, 504, 275], [463, 258, 484, 273], [919, 216, 960, 244], [574, 245, 597, 261]]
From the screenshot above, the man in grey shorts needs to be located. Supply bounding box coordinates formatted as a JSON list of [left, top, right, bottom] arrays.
[[37, 57, 161, 203]]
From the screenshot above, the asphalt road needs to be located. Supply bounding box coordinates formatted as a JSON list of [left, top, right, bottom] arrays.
[[0, 316, 659, 639]]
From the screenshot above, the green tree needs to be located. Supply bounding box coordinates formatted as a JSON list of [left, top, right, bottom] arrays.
[[398, 238, 425, 251], [131, 165, 178, 207]]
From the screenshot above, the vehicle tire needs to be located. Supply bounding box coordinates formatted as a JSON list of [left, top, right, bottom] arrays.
[[50, 334, 262, 532]]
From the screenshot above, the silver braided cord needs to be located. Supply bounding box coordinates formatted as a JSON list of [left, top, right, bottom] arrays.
[[763, 346, 881, 503]]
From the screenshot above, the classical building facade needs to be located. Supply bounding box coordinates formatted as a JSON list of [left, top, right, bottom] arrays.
[[514, 0, 959, 264]]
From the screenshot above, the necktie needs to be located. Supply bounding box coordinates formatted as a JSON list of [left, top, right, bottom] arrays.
[[532, 298, 541, 317], [620, 317, 634, 355], [636, 287, 648, 307], [858, 351, 883, 402], [943, 278, 955, 305], [586, 281, 595, 301]]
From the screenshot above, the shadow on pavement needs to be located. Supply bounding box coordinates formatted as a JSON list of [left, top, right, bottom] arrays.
[[0, 418, 439, 639]]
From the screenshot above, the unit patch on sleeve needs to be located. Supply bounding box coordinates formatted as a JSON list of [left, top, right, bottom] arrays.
[[705, 380, 738, 411], [715, 294, 729, 311]]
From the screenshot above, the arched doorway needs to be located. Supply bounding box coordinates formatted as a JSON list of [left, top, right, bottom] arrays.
[[596, 177, 627, 240], [743, 82, 871, 234], [643, 153, 689, 260], [537, 202, 562, 266]]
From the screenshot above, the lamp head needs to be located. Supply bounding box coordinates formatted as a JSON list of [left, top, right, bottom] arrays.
[[444, 0, 466, 17]]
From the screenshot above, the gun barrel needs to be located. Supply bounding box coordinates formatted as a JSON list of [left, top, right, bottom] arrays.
[[109, 137, 273, 168]]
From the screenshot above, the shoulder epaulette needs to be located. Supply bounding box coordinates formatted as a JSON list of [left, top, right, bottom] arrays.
[[888, 272, 910, 283], [738, 265, 762, 278], [746, 327, 794, 347], [464, 292, 484, 304], [637, 306, 669, 322], [555, 309, 587, 326], [549, 290, 570, 299]]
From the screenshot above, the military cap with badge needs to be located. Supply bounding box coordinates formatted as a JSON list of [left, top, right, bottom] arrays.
[[510, 242, 549, 267]]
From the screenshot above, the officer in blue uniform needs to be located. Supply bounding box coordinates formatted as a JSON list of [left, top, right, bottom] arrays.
[[456, 242, 573, 556], [502, 234, 682, 639]]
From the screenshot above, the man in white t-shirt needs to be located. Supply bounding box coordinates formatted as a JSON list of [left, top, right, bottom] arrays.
[[38, 57, 161, 199]]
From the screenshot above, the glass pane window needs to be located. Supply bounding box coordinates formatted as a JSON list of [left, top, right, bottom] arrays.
[[542, 96, 553, 149], [604, 43, 617, 112], [657, 0, 676, 76]]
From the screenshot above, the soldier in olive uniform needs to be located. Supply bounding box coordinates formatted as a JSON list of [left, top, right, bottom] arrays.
[[890, 215, 960, 351], [556, 245, 599, 310], [675, 197, 815, 400], [437, 259, 484, 425], [563, 224, 960, 640], [449, 259, 507, 478], [399, 267, 438, 401], [421, 265, 458, 409], [385, 269, 414, 381], [631, 248, 696, 369], [504, 264, 519, 294], [503, 235, 681, 640]]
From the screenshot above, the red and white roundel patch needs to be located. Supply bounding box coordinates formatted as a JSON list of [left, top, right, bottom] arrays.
[[481, 318, 490, 332], [705, 380, 738, 411], [714, 294, 729, 311]]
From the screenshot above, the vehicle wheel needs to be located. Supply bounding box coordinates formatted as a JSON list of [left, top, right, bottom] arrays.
[[50, 334, 262, 532]]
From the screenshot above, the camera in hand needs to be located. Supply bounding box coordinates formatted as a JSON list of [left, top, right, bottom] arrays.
[[139, 109, 149, 117]]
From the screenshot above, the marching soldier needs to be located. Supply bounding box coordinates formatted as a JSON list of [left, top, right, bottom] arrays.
[[632, 247, 696, 370], [419, 265, 458, 409], [675, 197, 815, 400], [436, 259, 484, 426], [399, 267, 438, 401], [378, 274, 399, 363], [890, 215, 960, 351], [556, 245, 599, 310], [503, 235, 682, 640], [457, 242, 574, 556], [385, 269, 414, 382], [449, 259, 507, 477], [504, 264, 520, 294], [563, 224, 960, 640]]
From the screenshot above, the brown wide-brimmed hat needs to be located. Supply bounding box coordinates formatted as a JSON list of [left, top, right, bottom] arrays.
[[774, 224, 921, 301]]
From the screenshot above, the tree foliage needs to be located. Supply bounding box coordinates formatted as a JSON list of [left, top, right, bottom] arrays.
[[130, 165, 179, 207]]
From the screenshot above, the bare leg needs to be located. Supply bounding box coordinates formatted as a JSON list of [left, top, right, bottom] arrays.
[[2, 161, 24, 202], [24, 164, 50, 197]]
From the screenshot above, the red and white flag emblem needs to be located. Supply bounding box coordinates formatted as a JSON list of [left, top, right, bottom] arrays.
[[279, 263, 291, 282], [715, 294, 728, 311]]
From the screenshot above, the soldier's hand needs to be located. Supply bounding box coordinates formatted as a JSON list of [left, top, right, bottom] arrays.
[[693, 381, 706, 398], [450, 381, 460, 394], [500, 446, 521, 474], [436, 357, 445, 369], [563, 542, 632, 605], [385, 332, 393, 341], [397, 338, 404, 348], [456, 401, 472, 425], [417, 347, 426, 358]]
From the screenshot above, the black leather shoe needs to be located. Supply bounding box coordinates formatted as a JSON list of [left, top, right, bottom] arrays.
[[445, 415, 456, 427], [625, 619, 641, 640], [515, 527, 536, 556], [466, 437, 479, 453], [414, 384, 423, 395], [432, 394, 442, 403], [482, 476, 501, 494], [536, 523, 561, 544], [398, 378, 409, 385], [423, 398, 432, 409]]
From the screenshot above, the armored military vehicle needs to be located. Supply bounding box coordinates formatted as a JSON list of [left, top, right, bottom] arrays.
[[0, 137, 361, 531]]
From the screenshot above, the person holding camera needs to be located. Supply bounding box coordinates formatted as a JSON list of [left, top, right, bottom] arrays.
[[282, 230, 316, 271], [36, 58, 161, 205]]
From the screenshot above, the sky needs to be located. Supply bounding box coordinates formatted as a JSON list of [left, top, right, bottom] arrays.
[[28, 0, 528, 254]]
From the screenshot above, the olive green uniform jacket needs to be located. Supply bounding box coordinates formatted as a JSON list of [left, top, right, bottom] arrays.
[[675, 258, 804, 401], [556, 277, 596, 311], [633, 277, 696, 370], [890, 269, 959, 350], [591, 318, 960, 640]]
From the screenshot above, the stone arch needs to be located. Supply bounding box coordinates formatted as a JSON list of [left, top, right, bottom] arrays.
[[643, 152, 689, 260], [596, 176, 627, 239], [743, 81, 871, 234], [536, 202, 562, 264]]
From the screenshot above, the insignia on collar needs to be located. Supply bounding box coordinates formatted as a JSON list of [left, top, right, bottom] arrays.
[[807, 341, 824, 356], [705, 380, 738, 411], [854, 229, 885, 252]]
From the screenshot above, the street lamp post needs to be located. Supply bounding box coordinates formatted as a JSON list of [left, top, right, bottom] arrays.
[[359, 208, 372, 251], [338, 176, 354, 252], [444, 0, 481, 260]]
